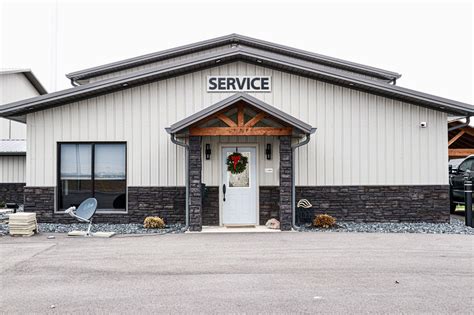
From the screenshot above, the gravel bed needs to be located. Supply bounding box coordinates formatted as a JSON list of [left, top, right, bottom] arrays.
[[0, 223, 8, 236], [299, 216, 474, 235], [0, 223, 185, 236], [1, 217, 472, 236]]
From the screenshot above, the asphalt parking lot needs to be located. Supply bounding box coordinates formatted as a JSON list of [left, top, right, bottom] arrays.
[[0, 232, 473, 314]]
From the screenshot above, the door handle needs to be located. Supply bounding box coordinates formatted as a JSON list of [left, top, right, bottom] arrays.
[[222, 184, 226, 202]]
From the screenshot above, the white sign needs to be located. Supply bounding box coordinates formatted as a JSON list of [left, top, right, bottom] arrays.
[[264, 168, 274, 173], [207, 76, 271, 92]]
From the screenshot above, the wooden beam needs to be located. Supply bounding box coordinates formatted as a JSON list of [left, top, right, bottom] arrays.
[[449, 148, 474, 158], [244, 112, 267, 127], [448, 130, 465, 147], [190, 127, 293, 136], [216, 114, 237, 127], [237, 104, 245, 127], [461, 127, 474, 137]]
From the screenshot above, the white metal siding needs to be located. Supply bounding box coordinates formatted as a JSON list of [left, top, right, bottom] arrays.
[[0, 156, 26, 183], [0, 119, 26, 139], [0, 73, 39, 139], [27, 61, 448, 187]]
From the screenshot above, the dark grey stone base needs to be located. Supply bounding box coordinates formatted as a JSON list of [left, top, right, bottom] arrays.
[[259, 186, 280, 225], [296, 185, 450, 223], [24, 187, 57, 222], [127, 187, 185, 224], [25, 186, 186, 224], [279, 136, 293, 231], [0, 183, 25, 205], [23, 185, 450, 225], [188, 136, 203, 231], [202, 186, 219, 226]]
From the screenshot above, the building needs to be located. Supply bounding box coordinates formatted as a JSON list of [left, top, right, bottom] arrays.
[[0, 34, 473, 231], [0, 69, 47, 205]]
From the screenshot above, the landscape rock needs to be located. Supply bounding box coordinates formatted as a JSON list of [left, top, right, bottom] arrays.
[[265, 218, 280, 229]]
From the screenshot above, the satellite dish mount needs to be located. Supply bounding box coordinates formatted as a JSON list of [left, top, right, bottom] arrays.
[[65, 198, 98, 236]]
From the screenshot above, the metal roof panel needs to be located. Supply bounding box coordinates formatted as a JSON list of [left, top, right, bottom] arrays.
[[66, 34, 401, 82]]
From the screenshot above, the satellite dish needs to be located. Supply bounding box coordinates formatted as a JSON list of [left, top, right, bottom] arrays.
[[65, 198, 98, 236], [75, 198, 98, 221]]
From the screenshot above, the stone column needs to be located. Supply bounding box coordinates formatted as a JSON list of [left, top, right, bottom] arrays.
[[188, 136, 202, 231], [279, 136, 293, 231]]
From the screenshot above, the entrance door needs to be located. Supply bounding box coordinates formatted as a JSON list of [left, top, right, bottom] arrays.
[[221, 147, 257, 225]]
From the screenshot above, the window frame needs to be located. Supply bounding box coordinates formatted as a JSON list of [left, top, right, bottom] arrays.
[[56, 141, 128, 214]]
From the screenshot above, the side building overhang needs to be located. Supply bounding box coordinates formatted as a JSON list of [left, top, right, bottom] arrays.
[[0, 69, 47, 206]]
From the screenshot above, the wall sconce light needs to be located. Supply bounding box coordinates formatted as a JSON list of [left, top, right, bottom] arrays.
[[205, 144, 211, 160], [265, 143, 272, 160]]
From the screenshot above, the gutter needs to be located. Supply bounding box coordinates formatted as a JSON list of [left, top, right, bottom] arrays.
[[168, 132, 190, 231], [448, 116, 471, 132], [291, 128, 317, 230]]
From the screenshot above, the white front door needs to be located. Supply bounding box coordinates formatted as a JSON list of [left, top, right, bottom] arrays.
[[221, 147, 257, 225]]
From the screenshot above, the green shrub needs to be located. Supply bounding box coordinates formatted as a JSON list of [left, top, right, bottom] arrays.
[[143, 216, 165, 229], [0, 201, 5, 208], [313, 214, 336, 228]]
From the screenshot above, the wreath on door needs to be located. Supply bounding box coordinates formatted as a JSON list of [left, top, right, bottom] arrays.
[[227, 152, 248, 174]]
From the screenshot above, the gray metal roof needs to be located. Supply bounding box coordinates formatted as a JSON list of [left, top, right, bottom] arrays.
[[0, 69, 47, 95], [0, 45, 472, 121], [166, 93, 315, 135], [66, 34, 401, 83], [0, 139, 26, 155]]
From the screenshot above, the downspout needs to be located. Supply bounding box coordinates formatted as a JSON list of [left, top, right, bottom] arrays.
[[291, 128, 317, 230], [70, 78, 79, 87], [169, 133, 190, 230], [448, 116, 471, 132]]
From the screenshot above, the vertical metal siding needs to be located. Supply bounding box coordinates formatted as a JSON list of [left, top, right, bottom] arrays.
[[26, 61, 448, 187], [0, 156, 26, 183]]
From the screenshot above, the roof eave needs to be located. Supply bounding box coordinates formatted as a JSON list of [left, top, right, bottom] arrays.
[[0, 152, 26, 156], [23, 71, 47, 95]]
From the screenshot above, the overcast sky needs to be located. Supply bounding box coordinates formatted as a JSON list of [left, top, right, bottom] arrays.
[[0, 0, 473, 107]]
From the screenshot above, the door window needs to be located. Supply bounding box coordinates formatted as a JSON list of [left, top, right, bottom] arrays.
[[227, 151, 250, 188]]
